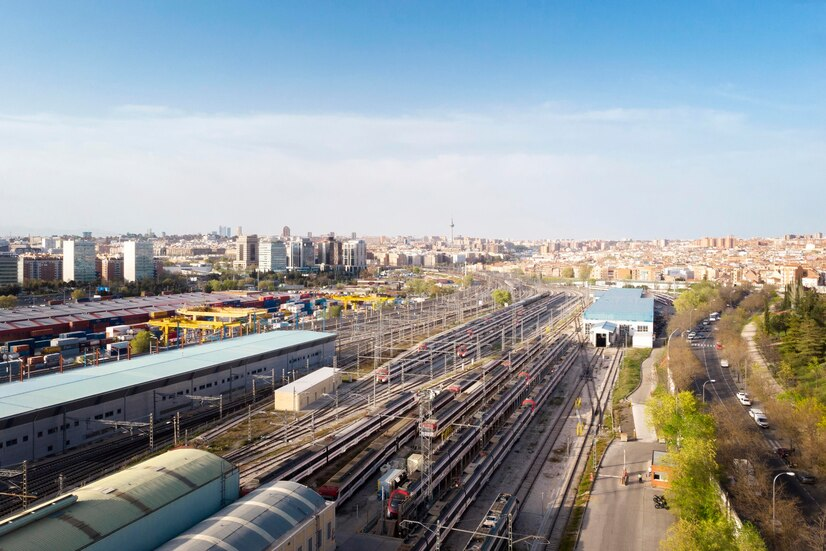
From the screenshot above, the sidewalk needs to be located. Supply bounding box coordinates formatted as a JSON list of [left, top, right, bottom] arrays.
[[741, 322, 783, 395], [628, 348, 663, 442]]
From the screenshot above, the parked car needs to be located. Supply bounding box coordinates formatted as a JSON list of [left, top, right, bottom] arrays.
[[749, 408, 769, 428], [775, 448, 797, 467], [736, 392, 751, 406], [796, 472, 817, 484]]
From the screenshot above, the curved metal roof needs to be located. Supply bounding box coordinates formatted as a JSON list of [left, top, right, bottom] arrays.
[[158, 481, 329, 551], [0, 449, 237, 551]]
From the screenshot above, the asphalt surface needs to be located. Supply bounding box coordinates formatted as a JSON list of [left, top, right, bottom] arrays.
[[578, 348, 675, 550], [691, 322, 824, 519]]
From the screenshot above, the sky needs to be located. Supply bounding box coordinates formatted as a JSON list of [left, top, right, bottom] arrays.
[[0, 1, 824, 240]]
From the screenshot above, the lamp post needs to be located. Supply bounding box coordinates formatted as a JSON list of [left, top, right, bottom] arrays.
[[772, 471, 795, 532], [701, 379, 716, 403]]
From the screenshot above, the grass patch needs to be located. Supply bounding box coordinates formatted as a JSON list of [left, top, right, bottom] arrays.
[[612, 348, 652, 407]]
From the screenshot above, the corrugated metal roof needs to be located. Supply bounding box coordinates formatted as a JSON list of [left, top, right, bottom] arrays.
[[275, 367, 338, 395], [583, 288, 654, 323], [0, 292, 261, 325], [157, 481, 329, 551], [0, 330, 333, 421], [0, 449, 238, 551]]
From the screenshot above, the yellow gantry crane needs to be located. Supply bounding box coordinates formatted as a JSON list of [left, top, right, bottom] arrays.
[[326, 295, 395, 310], [148, 306, 271, 346]]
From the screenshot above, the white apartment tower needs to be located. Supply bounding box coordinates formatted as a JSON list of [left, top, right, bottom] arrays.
[[63, 240, 97, 283], [124, 240, 155, 282], [259, 239, 287, 273], [342, 239, 367, 273]]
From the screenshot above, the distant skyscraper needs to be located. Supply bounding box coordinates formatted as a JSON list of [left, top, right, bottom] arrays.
[[82, 231, 92, 240], [235, 234, 259, 270], [259, 239, 287, 273], [63, 240, 96, 283], [342, 239, 367, 273], [235, 226, 243, 237], [282, 226, 291, 239], [124, 240, 154, 282]]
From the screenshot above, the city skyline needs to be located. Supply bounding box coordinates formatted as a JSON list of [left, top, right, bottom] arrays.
[[1, 2, 824, 239]]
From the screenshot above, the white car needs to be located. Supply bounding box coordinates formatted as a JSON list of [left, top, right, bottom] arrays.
[[749, 408, 768, 428], [720, 359, 730, 368], [736, 392, 751, 406]]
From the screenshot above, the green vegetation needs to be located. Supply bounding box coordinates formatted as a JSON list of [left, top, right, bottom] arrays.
[[70, 289, 86, 301], [130, 330, 153, 355], [491, 289, 512, 308], [0, 295, 17, 309], [612, 348, 651, 406], [404, 278, 456, 298], [761, 284, 826, 397], [647, 389, 766, 551], [326, 304, 343, 319]]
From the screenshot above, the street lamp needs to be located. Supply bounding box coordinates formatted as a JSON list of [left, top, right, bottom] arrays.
[[772, 471, 795, 532], [701, 379, 716, 403]]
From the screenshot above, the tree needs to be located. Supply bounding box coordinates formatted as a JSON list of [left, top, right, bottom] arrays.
[[491, 289, 512, 308], [576, 264, 592, 280], [0, 295, 18, 309], [462, 274, 474, 288], [327, 304, 343, 319], [561, 267, 575, 279], [71, 289, 86, 301], [130, 330, 152, 355], [258, 280, 276, 292]]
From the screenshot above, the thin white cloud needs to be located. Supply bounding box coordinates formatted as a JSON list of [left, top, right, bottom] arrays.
[[0, 105, 823, 239]]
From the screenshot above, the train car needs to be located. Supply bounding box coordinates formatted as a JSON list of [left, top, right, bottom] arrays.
[[464, 493, 520, 551]]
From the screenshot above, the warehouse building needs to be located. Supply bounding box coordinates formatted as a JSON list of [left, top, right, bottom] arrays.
[[274, 367, 340, 412], [0, 291, 271, 344], [158, 480, 335, 551], [0, 330, 335, 466], [0, 448, 239, 551], [583, 288, 654, 348]]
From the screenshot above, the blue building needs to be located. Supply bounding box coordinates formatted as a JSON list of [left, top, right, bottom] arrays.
[[583, 288, 654, 348]]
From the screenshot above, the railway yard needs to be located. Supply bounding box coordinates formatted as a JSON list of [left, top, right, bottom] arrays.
[[0, 280, 627, 550]]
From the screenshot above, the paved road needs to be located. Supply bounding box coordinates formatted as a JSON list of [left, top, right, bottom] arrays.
[[578, 348, 674, 550], [577, 440, 674, 550]]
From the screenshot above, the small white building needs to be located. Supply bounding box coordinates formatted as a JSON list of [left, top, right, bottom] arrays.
[[583, 288, 654, 348], [274, 367, 340, 411]]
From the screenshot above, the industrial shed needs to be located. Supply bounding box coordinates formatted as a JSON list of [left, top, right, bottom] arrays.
[[273, 367, 340, 412], [583, 288, 654, 348], [0, 448, 239, 551], [0, 330, 335, 466], [157, 480, 335, 551]]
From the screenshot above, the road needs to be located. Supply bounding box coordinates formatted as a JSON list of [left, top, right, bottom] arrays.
[[691, 321, 824, 519], [577, 348, 674, 550]]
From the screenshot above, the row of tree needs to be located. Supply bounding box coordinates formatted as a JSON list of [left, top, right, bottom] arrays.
[[647, 389, 766, 550]]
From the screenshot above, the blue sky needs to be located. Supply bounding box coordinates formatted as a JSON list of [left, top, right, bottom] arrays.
[[0, 1, 824, 239]]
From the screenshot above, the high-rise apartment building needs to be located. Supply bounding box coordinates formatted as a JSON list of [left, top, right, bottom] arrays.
[[234, 234, 259, 270], [101, 256, 125, 283], [124, 241, 154, 282], [342, 239, 367, 273], [0, 253, 17, 286], [17, 255, 62, 283], [63, 240, 97, 283], [259, 239, 288, 273], [286, 237, 314, 270]]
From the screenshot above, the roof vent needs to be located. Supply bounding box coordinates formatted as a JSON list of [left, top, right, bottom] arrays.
[[99, 487, 116, 495]]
